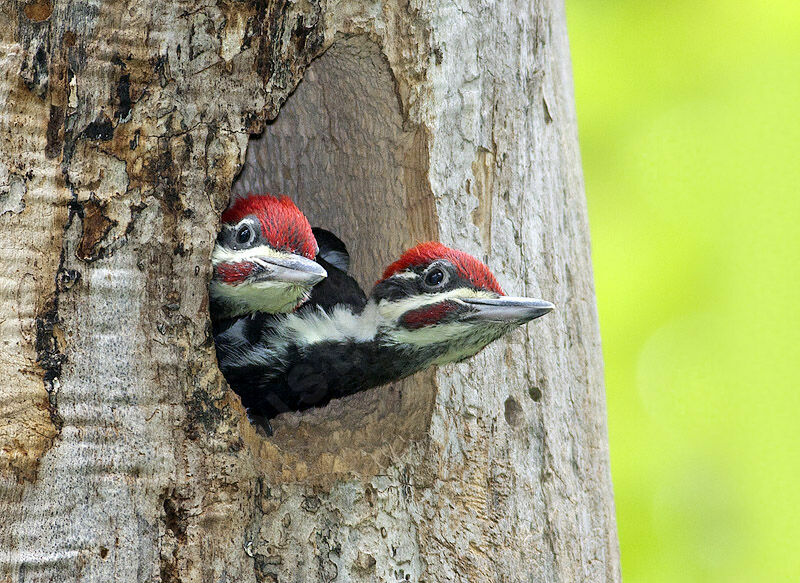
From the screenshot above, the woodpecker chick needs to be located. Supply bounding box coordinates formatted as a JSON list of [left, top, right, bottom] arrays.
[[209, 194, 327, 320], [215, 241, 553, 420], [371, 242, 554, 365]]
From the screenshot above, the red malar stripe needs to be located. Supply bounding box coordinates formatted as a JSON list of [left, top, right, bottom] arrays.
[[400, 301, 462, 330], [215, 262, 256, 284]]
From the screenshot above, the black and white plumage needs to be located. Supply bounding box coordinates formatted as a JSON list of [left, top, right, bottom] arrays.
[[214, 238, 554, 421]]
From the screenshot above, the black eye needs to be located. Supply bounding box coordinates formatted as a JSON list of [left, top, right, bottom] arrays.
[[424, 267, 445, 287], [236, 225, 253, 245]]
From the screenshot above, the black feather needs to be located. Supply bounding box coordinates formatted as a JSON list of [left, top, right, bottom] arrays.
[[222, 341, 423, 418], [308, 227, 367, 313], [312, 227, 350, 272]]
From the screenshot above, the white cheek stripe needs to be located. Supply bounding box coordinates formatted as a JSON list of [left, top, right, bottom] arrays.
[[211, 243, 293, 267], [386, 271, 418, 280], [376, 288, 497, 322]]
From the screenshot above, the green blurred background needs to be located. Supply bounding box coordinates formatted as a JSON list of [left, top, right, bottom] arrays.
[[566, 1, 800, 580]]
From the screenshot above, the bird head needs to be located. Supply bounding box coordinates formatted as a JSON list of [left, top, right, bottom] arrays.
[[372, 242, 554, 365], [210, 194, 327, 318]]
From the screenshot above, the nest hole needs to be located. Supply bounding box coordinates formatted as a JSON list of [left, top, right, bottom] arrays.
[[227, 35, 439, 480]]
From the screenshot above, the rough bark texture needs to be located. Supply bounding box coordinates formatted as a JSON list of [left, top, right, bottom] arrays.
[[0, 0, 619, 581]]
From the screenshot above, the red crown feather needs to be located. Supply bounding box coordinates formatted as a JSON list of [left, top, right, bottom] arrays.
[[221, 194, 317, 259], [379, 242, 504, 295]]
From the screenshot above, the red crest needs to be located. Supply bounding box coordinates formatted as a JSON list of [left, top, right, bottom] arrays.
[[221, 194, 317, 259], [379, 242, 504, 295]]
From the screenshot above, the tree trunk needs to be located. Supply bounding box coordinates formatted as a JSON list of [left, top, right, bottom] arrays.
[[0, 0, 619, 581]]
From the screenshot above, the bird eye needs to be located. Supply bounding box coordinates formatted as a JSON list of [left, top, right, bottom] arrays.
[[236, 224, 254, 245], [424, 267, 445, 287]]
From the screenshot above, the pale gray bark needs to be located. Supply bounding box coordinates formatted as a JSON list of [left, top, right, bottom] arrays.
[[0, 0, 619, 581]]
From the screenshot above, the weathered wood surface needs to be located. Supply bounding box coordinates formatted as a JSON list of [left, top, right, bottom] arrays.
[[0, 0, 619, 581]]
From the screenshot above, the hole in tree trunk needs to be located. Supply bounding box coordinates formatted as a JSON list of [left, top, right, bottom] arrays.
[[227, 35, 439, 481]]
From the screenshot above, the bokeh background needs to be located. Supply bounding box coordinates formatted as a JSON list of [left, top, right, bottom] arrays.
[[566, 1, 800, 580]]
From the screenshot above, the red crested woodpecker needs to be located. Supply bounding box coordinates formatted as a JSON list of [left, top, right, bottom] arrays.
[[209, 194, 327, 321], [214, 239, 554, 421]]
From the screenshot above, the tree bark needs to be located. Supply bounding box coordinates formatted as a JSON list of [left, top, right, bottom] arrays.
[[0, 0, 619, 581]]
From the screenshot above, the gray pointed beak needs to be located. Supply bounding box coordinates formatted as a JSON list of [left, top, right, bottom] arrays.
[[251, 255, 327, 286], [460, 297, 555, 323]]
